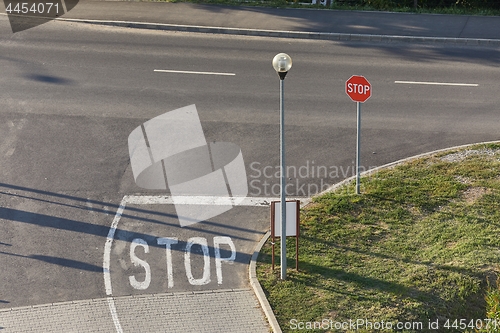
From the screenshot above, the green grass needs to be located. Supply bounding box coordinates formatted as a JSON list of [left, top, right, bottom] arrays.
[[257, 143, 500, 333]]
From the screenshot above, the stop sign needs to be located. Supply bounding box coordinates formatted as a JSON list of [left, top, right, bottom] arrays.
[[346, 75, 371, 103]]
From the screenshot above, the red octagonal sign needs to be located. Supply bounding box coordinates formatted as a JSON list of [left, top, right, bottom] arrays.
[[346, 75, 371, 103]]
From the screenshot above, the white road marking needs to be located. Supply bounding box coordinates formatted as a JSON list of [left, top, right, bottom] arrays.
[[1, 119, 25, 158], [103, 197, 127, 296], [154, 69, 235, 76], [128, 239, 152, 290], [124, 195, 297, 206], [157, 237, 178, 288], [5, 147, 15, 157], [103, 195, 294, 332], [61, 0, 68, 13], [104, 197, 127, 333], [184, 237, 211, 286], [106, 297, 123, 333], [395, 80, 478, 87]]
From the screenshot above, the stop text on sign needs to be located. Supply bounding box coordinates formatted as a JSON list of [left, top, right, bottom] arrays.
[[345, 75, 372, 103], [347, 83, 370, 94]]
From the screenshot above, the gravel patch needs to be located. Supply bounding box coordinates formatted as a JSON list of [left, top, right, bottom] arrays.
[[462, 186, 490, 204], [439, 148, 499, 163]]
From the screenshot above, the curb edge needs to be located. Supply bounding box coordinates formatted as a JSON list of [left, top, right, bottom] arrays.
[[250, 230, 282, 333], [54, 17, 500, 45]]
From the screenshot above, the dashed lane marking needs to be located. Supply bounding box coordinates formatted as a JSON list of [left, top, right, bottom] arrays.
[[395, 80, 478, 87]]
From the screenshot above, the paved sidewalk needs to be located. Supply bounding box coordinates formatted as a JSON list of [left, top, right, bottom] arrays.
[[0, 289, 269, 333], [62, 0, 500, 43]]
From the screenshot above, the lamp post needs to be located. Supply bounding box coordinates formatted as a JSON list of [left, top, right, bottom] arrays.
[[272, 53, 292, 280]]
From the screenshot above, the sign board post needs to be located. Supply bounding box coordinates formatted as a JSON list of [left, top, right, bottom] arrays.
[[345, 75, 371, 194], [271, 200, 300, 271]]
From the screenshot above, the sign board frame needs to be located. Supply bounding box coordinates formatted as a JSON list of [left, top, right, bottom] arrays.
[[270, 200, 300, 271]]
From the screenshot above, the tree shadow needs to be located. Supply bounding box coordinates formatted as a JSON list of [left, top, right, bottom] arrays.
[[185, 3, 500, 66], [337, 40, 500, 67], [24, 74, 75, 85], [300, 261, 434, 298], [302, 234, 487, 280], [0, 55, 78, 85], [183, 3, 437, 36]]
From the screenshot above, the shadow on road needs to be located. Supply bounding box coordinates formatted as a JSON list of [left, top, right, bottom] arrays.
[[0, 182, 263, 266], [0, 251, 102, 272], [24, 74, 75, 85]]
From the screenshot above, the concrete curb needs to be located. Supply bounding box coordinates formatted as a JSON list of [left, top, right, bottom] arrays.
[[250, 230, 282, 333], [56, 17, 500, 45], [248, 140, 500, 333]]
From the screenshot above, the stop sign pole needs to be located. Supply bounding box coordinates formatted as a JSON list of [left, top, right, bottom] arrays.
[[345, 75, 371, 194]]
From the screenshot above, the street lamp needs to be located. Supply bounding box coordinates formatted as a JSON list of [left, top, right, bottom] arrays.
[[272, 53, 292, 280]]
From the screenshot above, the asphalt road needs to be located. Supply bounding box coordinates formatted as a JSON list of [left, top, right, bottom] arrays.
[[1, 16, 499, 310]]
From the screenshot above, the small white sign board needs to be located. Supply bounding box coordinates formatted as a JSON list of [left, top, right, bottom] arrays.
[[271, 200, 299, 237]]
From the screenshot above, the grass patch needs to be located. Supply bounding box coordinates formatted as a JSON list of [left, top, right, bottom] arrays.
[[257, 143, 500, 332]]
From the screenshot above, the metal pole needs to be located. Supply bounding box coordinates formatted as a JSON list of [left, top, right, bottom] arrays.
[[271, 203, 275, 271], [280, 78, 287, 280], [295, 200, 299, 271], [356, 101, 361, 195]]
